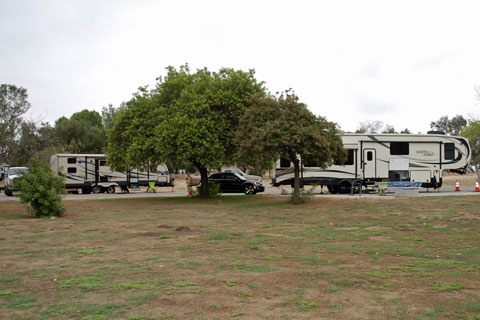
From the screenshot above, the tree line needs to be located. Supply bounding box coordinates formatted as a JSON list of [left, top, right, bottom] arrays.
[[2, 66, 480, 198], [1, 84, 119, 166], [0, 66, 345, 200]]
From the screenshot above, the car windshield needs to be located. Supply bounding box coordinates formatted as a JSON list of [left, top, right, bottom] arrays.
[[9, 168, 28, 175], [233, 173, 246, 180], [225, 169, 245, 176]]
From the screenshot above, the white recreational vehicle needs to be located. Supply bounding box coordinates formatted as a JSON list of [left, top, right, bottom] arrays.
[[50, 154, 174, 194], [272, 133, 471, 193]]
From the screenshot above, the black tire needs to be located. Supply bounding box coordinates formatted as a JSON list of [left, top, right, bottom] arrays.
[[327, 185, 339, 194], [5, 189, 13, 197], [244, 185, 256, 195], [352, 181, 362, 194], [339, 181, 351, 194], [92, 186, 103, 194], [82, 187, 91, 194], [106, 186, 115, 194]]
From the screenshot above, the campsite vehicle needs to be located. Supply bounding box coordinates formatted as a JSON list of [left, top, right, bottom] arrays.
[[199, 172, 265, 195], [0, 163, 6, 181], [4, 167, 29, 196], [50, 154, 174, 194], [223, 168, 262, 182], [272, 133, 471, 194], [189, 168, 262, 187]]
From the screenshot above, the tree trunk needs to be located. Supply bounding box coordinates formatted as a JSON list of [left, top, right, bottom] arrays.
[[293, 158, 300, 195], [199, 166, 209, 198]]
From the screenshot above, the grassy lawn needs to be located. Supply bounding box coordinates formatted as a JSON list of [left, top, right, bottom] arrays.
[[0, 195, 479, 319]]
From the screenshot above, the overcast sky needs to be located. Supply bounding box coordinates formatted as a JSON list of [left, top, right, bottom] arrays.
[[1, 0, 479, 133]]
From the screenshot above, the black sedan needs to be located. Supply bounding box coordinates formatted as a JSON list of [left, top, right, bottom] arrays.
[[204, 172, 264, 195]]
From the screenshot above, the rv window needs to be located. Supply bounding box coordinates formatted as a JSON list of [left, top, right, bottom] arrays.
[[67, 157, 76, 164], [367, 151, 373, 161], [280, 158, 291, 168], [444, 143, 455, 160], [99, 160, 107, 166], [390, 142, 409, 155], [345, 149, 354, 165], [67, 167, 77, 173], [334, 149, 355, 166], [303, 156, 320, 167]]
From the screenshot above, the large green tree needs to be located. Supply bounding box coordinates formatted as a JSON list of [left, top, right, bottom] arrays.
[[55, 109, 106, 153], [107, 65, 264, 197], [235, 91, 345, 201], [0, 84, 31, 163], [107, 87, 162, 172], [8, 121, 59, 166]]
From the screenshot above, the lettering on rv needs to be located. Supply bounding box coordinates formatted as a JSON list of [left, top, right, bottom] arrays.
[[416, 150, 434, 157]]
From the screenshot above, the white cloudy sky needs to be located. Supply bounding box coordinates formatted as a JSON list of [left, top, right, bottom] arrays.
[[1, 0, 479, 133]]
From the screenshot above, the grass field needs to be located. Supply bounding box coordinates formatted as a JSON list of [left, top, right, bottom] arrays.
[[0, 195, 479, 319]]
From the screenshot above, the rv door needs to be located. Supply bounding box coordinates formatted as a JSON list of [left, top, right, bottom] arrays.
[[363, 149, 376, 178], [84, 157, 97, 182]]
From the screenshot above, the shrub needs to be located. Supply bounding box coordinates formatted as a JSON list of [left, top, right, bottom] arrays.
[[193, 182, 220, 198], [290, 186, 316, 204], [16, 159, 66, 218], [208, 182, 220, 197]]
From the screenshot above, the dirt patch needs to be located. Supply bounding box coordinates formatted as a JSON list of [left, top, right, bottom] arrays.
[[175, 226, 191, 232]]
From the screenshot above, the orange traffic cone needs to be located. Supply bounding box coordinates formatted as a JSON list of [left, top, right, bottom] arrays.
[[455, 181, 460, 191], [475, 181, 480, 192]]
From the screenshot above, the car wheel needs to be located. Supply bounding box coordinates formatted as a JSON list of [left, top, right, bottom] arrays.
[[5, 189, 13, 197], [106, 186, 115, 194], [92, 186, 103, 194], [244, 185, 255, 195]]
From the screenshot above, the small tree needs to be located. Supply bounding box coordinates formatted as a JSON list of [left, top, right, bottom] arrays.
[[430, 115, 467, 136], [17, 159, 65, 218], [356, 120, 384, 133], [461, 120, 480, 166], [236, 90, 345, 203], [0, 84, 32, 164]]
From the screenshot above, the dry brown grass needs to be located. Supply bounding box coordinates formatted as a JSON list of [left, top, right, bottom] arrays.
[[0, 195, 479, 319]]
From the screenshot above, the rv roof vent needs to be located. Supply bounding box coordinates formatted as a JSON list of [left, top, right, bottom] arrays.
[[427, 130, 446, 135]]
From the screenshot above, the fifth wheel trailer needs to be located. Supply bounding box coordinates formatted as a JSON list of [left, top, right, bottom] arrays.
[[50, 154, 174, 194], [272, 133, 471, 194]]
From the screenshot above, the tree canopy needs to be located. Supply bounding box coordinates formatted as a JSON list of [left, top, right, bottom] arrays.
[[235, 90, 345, 201], [461, 120, 480, 165], [107, 65, 265, 197], [430, 115, 467, 136], [55, 109, 106, 154], [0, 84, 31, 163]]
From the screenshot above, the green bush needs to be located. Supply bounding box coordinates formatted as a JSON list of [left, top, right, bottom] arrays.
[[16, 159, 66, 218], [208, 182, 220, 197], [290, 186, 316, 204], [193, 182, 220, 198]]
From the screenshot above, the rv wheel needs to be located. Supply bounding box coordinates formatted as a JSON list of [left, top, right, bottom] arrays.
[[339, 181, 351, 194], [327, 185, 339, 194], [5, 189, 13, 197], [106, 186, 115, 194], [92, 186, 102, 194], [352, 181, 362, 194]]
